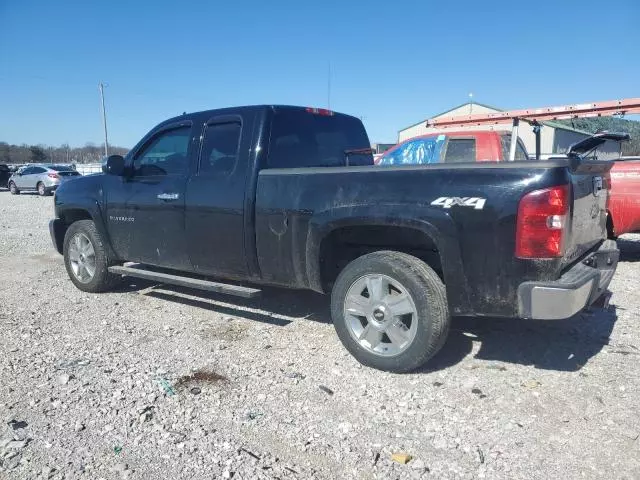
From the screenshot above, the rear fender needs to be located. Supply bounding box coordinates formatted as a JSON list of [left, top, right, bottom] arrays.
[[305, 204, 473, 315]]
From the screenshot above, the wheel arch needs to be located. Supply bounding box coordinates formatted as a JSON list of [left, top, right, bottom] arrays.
[[55, 201, 118, 260], [305, 205, 473, 315]]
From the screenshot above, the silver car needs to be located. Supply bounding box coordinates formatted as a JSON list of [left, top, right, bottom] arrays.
[[8, 164, 81, 196]]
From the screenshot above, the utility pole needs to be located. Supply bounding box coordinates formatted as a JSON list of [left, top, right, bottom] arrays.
[[99, 82, 109, 157]]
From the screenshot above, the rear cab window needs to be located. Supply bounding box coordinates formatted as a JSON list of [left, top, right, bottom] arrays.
[[266, 109, 372, 169], [443, 138, 476, 163]]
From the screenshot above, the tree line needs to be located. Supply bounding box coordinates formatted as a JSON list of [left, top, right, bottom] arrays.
[[555, 117, 640, 156], [0, 142, 129, 165]]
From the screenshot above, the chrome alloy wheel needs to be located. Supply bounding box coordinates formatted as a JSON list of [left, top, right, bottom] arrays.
[[343, 274, 418, 357], [68, 233, 96, 283]]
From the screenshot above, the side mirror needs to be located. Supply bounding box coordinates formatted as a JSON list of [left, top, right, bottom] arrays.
[[103, 155, 125, 176]]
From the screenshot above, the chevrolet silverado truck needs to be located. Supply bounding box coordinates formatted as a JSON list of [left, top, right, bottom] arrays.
[[49, 105, 619, 372]]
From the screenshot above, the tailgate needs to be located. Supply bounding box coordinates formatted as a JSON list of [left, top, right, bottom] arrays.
[[563, 161, 612, 266]]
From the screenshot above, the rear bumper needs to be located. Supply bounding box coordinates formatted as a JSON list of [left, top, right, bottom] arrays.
[[518, 240, 619, 320]]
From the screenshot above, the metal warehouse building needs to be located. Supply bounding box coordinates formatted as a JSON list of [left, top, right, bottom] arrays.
[[398, 102, 620, 157]]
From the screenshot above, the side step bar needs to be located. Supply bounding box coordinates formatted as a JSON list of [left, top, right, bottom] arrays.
[[108, 265, 261, 299]]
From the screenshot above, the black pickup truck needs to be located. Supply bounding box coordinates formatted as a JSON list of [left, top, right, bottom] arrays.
[[49, 105, 619, 372]]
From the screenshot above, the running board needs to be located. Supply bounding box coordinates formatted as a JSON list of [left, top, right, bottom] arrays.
[[108, 265, 261, 299]]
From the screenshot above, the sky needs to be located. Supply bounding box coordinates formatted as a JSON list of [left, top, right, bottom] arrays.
[[1, 0, 639, 147]]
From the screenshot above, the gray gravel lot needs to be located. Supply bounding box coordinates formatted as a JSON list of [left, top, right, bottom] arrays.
[[0, 190, 639, 480]]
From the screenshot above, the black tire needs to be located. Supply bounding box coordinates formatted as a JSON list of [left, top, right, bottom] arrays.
[[9, 181, 19, 195], [37, 182, 48, 196], [331, 251, 450, 373], [63, 220, 121, 293]]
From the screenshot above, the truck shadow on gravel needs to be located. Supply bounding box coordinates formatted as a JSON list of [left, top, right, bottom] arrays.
[[423, 306, 618, 372], [118, 279, 619, 373], [115, 279, 331, 327]]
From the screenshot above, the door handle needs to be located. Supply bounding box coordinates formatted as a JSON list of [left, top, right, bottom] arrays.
[[157, 193, 180, 201]]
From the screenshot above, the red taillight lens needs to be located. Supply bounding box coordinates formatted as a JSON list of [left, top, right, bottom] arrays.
[[515, 185, 570, 259], [305, 107, 334, 116], [48, 172, 59, 179]]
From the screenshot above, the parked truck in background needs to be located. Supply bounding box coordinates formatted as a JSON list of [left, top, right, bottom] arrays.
[[608, 156, 640, 237], [49, 105, 619, 372], [379, 130, 639, 237], [376, 131, 530, 165]]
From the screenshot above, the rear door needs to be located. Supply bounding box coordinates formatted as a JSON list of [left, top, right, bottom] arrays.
[[185, 115, 249, 277], [19, 166, 44, 189], [13, 166, 32, 189]]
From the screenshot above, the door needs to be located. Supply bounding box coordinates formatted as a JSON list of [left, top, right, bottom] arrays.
[[105, 124, 194, 270], [16, 166, 41, 189], [13, 166, 32, 189], [185, 117, 248, 278]]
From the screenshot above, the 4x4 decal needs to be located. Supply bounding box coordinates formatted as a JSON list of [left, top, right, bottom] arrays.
[[430, 197, 486, 210]]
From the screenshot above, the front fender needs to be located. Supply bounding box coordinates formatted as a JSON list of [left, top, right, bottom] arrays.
[[54, 195, 118, 261], [305, 204, 472, 315]]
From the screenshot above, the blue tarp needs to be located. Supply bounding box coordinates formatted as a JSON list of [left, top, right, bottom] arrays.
[[379, 136, 445, 166]]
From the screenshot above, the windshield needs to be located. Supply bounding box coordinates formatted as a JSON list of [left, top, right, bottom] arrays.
[[379, 136, 445, 166]]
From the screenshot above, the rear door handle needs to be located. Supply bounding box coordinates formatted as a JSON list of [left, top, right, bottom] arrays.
[[157, 193, 180, 201]]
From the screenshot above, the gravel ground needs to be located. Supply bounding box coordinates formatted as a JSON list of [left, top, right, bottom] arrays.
[[0, 190, 639, 480]]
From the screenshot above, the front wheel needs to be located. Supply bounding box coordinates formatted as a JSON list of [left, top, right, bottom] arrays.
[[331, 251, 450, 373], [63, 220, 121, 293], [9, 182, 19, 195]]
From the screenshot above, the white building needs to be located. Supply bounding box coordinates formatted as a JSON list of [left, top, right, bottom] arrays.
[[398, 102, 620, 158]]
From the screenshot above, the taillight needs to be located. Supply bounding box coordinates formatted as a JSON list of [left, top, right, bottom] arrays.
[[305, 107, 334, 116], [48, 172, 59, 179], [515, 185, 570, 259]]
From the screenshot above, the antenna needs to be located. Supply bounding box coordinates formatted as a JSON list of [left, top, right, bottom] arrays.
[[469, 92, 474, 114], [327, 61, 331, 110]]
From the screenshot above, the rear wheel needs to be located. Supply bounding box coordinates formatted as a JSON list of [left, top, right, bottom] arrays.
[[63, 220, 121, 293], [9, 181, 19, 195], [37, 182, 48, 196], [331, 251, 450, 373]]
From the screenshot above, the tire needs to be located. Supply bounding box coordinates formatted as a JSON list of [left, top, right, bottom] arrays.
[[63, 220, 121, 293], [37, 182, 48, 196], [331, 251, 450, 373], [9, 182, 19, 195]]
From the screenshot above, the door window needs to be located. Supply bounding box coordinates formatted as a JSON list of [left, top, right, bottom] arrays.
[[444, 139, 476, 163], [133, 126, 191, 176], [198, 122, 241, 176], [32, 167, 46, 174]]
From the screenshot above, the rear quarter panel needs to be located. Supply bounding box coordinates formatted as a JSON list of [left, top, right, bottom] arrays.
[[255, 163, 573, 317]]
